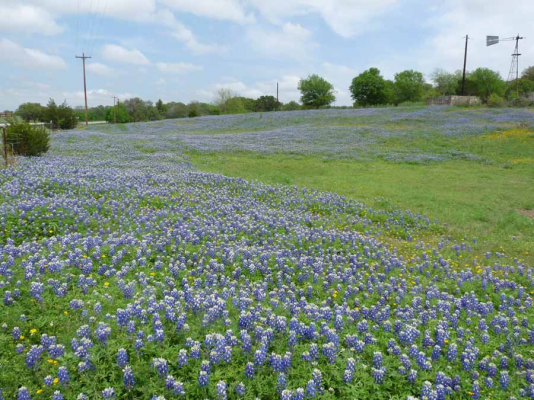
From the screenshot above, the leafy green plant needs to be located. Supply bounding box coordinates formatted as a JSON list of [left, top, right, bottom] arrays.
[[6, 119, 50, 156]]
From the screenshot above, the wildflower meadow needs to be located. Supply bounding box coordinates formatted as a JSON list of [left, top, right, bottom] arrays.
[[1, 106, 534, 400]]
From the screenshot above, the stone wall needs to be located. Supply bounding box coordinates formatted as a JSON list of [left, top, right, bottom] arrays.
[[427, 96, 482, 106]]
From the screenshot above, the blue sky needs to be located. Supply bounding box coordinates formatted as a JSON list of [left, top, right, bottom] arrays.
[[1, 0, 533, 110]]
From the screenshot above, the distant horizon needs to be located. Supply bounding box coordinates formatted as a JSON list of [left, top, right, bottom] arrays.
[[1, 0, 533, 110]]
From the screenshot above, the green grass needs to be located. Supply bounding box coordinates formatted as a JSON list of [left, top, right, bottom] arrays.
[[189, 138, 534, 266]]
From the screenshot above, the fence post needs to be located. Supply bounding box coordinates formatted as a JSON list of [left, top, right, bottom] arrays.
[[2, 126, 7, 167]]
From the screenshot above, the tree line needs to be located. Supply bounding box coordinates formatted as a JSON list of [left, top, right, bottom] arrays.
[[12, 65, 534, 126]]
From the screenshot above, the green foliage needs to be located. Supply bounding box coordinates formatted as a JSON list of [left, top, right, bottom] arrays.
[[349, 68, 389, 106], [105, 103, 130, 123], [57, 101, 78, 129], [166, 102, 189, 119], [156, 99, 167, 115], [255, 95, 280, 112], [298, 74, 336, 108], [188, 108, 200, 118], [44, 99, 78, 129], [394, 70, 426, 103], [430, 69, 461, 96], [464, 68, 506, 102], [123, 98, 162, 122], [224, 97, 247, 114], [282, 101, 301, 111], [522, 65, 534, 81], [6, 119, 50, 156], [235, 97, 257, 113], [487, 93, 506, 107], [15, 102, 46, 122]]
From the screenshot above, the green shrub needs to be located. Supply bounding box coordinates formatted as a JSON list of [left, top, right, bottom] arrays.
[[487, 93, 506, 108], [188, 108, 199, 118], [6, 119, 50, 156]]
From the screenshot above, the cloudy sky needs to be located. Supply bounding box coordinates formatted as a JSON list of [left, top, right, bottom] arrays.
[[1, 0, 533, 110]]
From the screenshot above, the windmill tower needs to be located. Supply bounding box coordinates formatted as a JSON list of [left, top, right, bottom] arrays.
[[487, 34, 525, 97]]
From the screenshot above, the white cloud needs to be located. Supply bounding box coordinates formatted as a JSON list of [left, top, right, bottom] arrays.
[[247, 0, 398, 38], [0, 4, 64, 35], [155, 9, 222, 55], [247, 23, 315, 59], [159, 0, 397, 38], [0, 39, 66, 70], [156, 62, 203, 74], [86, 62, 116, 77], [22, 0, 157, 21], [161, 0, 255, 24], [102, 45, 151, 65]]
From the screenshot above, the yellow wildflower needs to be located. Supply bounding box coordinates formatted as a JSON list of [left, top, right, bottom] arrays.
[[104, 282, 110, 286], [30, 328, 37, 335], [53, 378, 59, 384], [19, 335, 25, 340], [36, 389, 43, 394]]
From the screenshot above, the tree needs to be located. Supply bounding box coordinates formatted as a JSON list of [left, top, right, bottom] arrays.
[[282, 101, 301, 111], [16, 103, 46, 122], [166, 102, 189, 119], [6, 119, 49, 156], [235, 97, 256, 113], [224, 98, 247, 114], [349, 68, 389, 106], [56, 101, 78, 129], [394, 70, 426, 103], [298, 75, 336, 108], [255, 95, 280, 112], [105, 103, 130, 123], [464, 68, 506, 102], [430, 69, 461, 96], [156, 99, 167, 115], [522, 66, 534, 81], [44, 99, 58, 125]]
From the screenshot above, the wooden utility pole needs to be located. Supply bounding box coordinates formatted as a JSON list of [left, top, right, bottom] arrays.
[[112, 96, 118, 123], [276, 82, 279, 103], [461, 35, 469, 96], [76, 53, 91, 125]]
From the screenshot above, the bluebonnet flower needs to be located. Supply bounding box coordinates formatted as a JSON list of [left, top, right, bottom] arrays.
[[123, 366, 135, 389], [277, 373, 287, 393], [198, 371, 209, 387], [117, 348, 128, 367], [408, 369, 418, 384], [216, 381, 227, 400], [17, 387, 31, 400], [372, 368, 386, 384], [306, 379, 317, 397], [152, 358, 169, 378], [245, 362, 255, 378], [44, 375, 54, 386], [52, 391, 64, 400], [101, 388, 115, 399], [235, 382, 245, 397], [500, 371, 509, 390], [58, 366, 70, 384]]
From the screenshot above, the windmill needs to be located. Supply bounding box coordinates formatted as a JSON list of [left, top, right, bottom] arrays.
[[487, 34, 525, 97]]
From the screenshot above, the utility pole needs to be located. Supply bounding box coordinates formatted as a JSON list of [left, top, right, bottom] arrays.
[[461, 35, 469, 96], [75, 53, 91, 125], [276, 82, 279, 103], [112, 96, 118, 124]]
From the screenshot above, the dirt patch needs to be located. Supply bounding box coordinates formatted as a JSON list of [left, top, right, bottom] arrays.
[[519, 209, 534, 219]]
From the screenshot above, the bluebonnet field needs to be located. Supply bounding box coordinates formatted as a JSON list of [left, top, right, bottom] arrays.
[[0, 107, 533, 400]]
